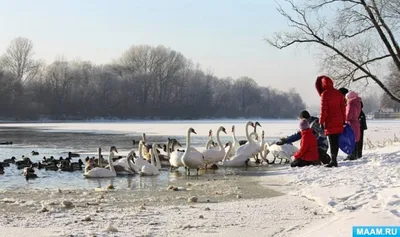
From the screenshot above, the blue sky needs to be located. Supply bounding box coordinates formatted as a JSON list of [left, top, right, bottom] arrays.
[[0, 0, 324, 107]]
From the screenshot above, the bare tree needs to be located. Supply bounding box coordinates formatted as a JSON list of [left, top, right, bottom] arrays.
[[266, 0, 400, 102], [0, 37, 41, 83]]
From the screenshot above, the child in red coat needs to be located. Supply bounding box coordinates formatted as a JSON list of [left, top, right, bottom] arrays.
[[291, 119, 321, 167]]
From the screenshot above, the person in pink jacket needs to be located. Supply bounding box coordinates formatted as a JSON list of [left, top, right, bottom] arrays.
[[345, 91, 362, 160]]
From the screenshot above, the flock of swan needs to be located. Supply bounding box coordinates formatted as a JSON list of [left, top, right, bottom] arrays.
[[83, 121, 299, 178]]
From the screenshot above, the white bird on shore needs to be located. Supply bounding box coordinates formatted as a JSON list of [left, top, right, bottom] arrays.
[[181, 128, 204, 175]]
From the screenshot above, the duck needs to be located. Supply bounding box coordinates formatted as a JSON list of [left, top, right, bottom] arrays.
[[181, 128, 204, 176], [24, 166, 38, 181], [31, 150, 39, 156], [3, 157, 16, 164], [68, 152, 80, 158]]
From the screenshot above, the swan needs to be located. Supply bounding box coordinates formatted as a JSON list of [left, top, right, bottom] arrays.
[[139, 144, 161, 176], [238, 121, 261, 145], [265, 143, 298, 164], [220, 142, 251, 167], [108, 147, 140, 174], [227, 125, 241, 157], [83, 147, 117, 178], [181, 128, 204, 175], [134, 140, 151, 169], [235, 121, 260, 156], [205, 129, 215, 149], [107, 153, 138, 175], [202, 126, 227, 167]]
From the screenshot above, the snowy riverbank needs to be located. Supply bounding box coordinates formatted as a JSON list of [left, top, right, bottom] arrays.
[[0, 143, 399, 236]]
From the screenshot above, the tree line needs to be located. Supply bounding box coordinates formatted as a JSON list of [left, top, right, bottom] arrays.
[[0, 37, 306, 120]]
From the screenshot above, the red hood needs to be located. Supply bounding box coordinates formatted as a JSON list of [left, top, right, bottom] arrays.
[[315, 76, 334, 96]]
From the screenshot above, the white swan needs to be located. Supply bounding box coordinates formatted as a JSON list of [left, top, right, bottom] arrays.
[[134, 141, 151, 169], [226, 125, 241, 157], [105, 148, 138, 175], [235, 121, 260, 156], [139, 144, 161, 176], [202, 126, 227, 166], [169, 141, 185, 171], [205, 129, 215, 149], [220, 142, 251, 167], [181, 128, 204, 175], [265, 143, 298, 164], [83, 147, 117, 178]]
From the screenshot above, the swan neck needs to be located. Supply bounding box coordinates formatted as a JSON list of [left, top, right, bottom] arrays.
[[216, 128, 223, 151], [245, 123, 251, 141], [109, 152, 115, 173], [186, 129, 191, 151], [222, 144, 232, 164], [154, 148, 161, 169], [138, 143, 143, 159], [167, 141, 171, 158]]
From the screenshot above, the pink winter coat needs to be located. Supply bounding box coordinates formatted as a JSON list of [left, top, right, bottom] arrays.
[[345, 91, 362, 142]]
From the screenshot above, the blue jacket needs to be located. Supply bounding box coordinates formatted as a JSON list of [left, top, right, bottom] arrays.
[[285, 116, 328, 151]]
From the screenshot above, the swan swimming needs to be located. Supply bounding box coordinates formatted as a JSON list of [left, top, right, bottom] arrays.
[[83, 147, 117, 178], [139, 143, 161, 176]]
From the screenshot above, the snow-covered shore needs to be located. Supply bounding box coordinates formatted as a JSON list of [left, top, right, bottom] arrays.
[[0, 143, 399, 236]]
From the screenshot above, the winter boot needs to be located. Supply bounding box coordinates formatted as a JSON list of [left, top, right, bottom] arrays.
[[325, 156, 338, 168]]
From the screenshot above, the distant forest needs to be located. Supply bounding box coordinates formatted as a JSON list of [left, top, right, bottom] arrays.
[[0, 37, 306, 120]]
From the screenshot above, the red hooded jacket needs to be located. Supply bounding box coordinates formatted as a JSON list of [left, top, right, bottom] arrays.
[[294, 128, 319, 161], [315, 76, 346, 135]]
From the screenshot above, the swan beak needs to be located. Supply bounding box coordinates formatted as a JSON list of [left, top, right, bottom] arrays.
[[256, 122, 262, 127], [193, 131, 197, 134]]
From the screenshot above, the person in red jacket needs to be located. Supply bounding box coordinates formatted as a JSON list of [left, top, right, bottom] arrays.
[[291, 119, 321, 167], [315, 76, 346, 168]]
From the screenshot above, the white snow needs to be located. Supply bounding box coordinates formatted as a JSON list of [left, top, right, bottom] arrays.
[[0, 119, 399, 236]]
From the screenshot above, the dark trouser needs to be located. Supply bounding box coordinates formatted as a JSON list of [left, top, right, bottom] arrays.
[[290, 159, 321, 167], [357, 129, 364, 158], [318, 147, 331, 164], [328, 134, 340, 163]]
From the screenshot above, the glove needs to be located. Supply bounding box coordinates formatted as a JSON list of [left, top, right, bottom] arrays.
[[276, 138, 286, 146]]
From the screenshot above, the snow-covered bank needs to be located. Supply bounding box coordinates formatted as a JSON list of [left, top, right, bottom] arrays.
[[267, 143, 400, 237]]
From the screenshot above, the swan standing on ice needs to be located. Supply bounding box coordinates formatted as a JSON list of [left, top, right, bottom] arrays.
[[139, 144, 161, 176], [202, 126, 227, 168], [83, 147, 117, 178], [181, 128, 204, 176]]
